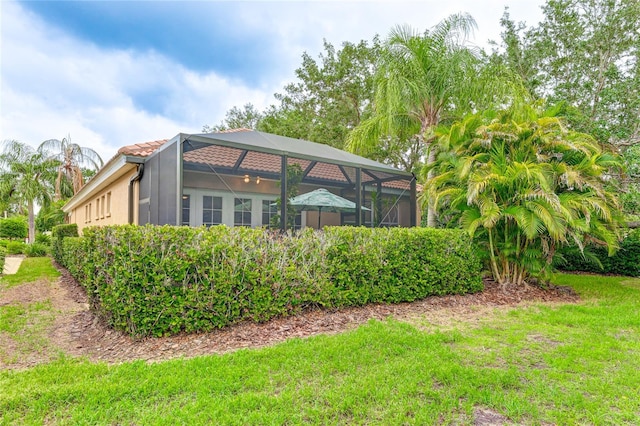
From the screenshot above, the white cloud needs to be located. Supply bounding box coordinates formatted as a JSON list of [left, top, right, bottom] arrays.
[[0, 1, 276, 162], [1, 0, 545, 163]]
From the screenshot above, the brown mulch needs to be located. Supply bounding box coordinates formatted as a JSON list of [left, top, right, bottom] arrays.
[[3, 263, 580, 369]]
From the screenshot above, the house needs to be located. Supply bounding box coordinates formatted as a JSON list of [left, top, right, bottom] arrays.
[[63, 129, 418, 232]]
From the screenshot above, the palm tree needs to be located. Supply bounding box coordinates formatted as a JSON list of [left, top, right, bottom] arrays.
[[38, 135, 103, 200], [346, 13, 526, 226], [426, 106, 622, 287], [0, 140, 57, 243]]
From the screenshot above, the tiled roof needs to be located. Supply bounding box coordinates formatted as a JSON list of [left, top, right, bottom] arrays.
[[117, 129, 253, 157], [118, 139, 168, 157], [118, 130, 414, 190]]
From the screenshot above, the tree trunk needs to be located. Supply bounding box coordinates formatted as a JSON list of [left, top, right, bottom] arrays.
[[27, 200, 35, 244], [426, 145, 437, 227]]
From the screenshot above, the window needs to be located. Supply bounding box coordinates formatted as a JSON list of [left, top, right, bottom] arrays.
[[101, 195, 105, 219], [106, 192, 111, 217], [293, 212, 302, 230], [95, 198, 100, 220], [341, 201, 372, 227], [184, 190, 305, 229], [182, 194, 191, 226], [87, 203, 92, 223], [262, 199, 301, 229], [85, 204, 90, 223], [379, 204, 399, 227], [234, 198, 252, 227], [262, 200, 278, 228], [202, 195, 222, 227]]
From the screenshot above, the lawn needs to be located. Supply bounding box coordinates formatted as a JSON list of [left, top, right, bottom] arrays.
[[0, 257, 60, 288], [0, 262, 639, 424], [0, 257, 61, 366]]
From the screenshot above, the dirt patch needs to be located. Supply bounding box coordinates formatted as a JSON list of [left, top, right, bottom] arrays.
[[473, 407, 510, 425], [0, 280, 52, 306], [0, 273, 88, 369], [2, 263, 580, 369]]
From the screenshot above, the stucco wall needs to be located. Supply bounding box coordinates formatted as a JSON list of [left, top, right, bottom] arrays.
[[70, 170, 137, 233]]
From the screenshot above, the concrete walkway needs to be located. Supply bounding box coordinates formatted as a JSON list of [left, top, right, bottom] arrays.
[[3, 256, 24, 275]]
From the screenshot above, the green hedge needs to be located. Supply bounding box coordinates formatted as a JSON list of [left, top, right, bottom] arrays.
[[558, 229, 640, 276], [0, 216, 28, 240], [51, 224, 78, 263], [6, 241, 25, 255], [61, 225, 483, 337], [0, 246, 6, 273]]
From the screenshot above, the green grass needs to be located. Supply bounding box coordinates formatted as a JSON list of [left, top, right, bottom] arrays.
[[0, 301, 54, 364], [0, 257, 60, 288], [0, 257, 60, 365], [0, 273, 639, 424]]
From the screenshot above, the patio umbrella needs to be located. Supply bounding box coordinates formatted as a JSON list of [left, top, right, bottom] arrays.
[[280, 188, 370, 228]]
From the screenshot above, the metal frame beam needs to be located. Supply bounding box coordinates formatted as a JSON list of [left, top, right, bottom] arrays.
[[280, 155, 288, 231], [355, 168, 362, 226], [232, 150, 249, 172]]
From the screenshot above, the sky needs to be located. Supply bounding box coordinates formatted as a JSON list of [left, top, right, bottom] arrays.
[[0, 0, 546, 163]]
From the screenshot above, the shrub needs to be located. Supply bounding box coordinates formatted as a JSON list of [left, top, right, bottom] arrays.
[[62, 225, 483, 337], [6, 241, 26, 255], [51, 224, 78, 263], [24, 243, 48, 257], [35, 233, 52, 246], [0, 246, 6, 273], [61, 237, 88, 284], [0, 217, 28, 240], [558, 229, 640, 276], [0, 240, 10, 248]]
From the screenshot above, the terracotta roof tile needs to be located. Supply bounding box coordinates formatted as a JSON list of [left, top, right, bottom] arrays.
[[118, 139, 168, 157], [184, 145, 242, 168], [118, 132, 414, 190]]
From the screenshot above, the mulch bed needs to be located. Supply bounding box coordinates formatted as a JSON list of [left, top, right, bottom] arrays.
[[50, 262, 580, 365]]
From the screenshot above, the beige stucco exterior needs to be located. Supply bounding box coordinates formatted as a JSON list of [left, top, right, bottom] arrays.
[[64, 156, 140, 233]]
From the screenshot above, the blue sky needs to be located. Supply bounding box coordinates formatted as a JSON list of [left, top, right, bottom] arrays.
[[1, 0, 545, 162]]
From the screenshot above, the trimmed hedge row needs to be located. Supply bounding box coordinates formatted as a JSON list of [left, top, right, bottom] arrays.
[[52, 224, 78, 263], [61, 225, 483, 337], [558, 229, 640, 276]]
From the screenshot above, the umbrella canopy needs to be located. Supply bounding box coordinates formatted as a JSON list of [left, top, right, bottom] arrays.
[[277, 188, 369, 228]]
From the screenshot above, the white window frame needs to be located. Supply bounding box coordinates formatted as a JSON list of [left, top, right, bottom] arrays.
[[182, 188, 306, 229]]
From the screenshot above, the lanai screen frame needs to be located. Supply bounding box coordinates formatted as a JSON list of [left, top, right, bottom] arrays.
[[142, 132, 417, 230]]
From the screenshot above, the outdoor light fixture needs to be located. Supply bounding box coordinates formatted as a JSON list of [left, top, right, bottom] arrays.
[[256, 176, 261, 184], [244, 174, 250, 183]]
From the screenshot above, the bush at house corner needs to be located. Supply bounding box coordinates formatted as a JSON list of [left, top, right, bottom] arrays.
[[51, 224, 78, 263], [60, 225, 482, 337]]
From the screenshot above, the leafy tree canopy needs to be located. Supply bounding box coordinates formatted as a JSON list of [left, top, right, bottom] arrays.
[[38, 135, 103, 200], [203, 103, 263, 133], [493, 0, 640, 146], [36, 199, 67, 233], [0, 140, 57, 243], [205, 38, 382, 151], [347, 13, 528, 226], [260, 38, 382, 150]]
